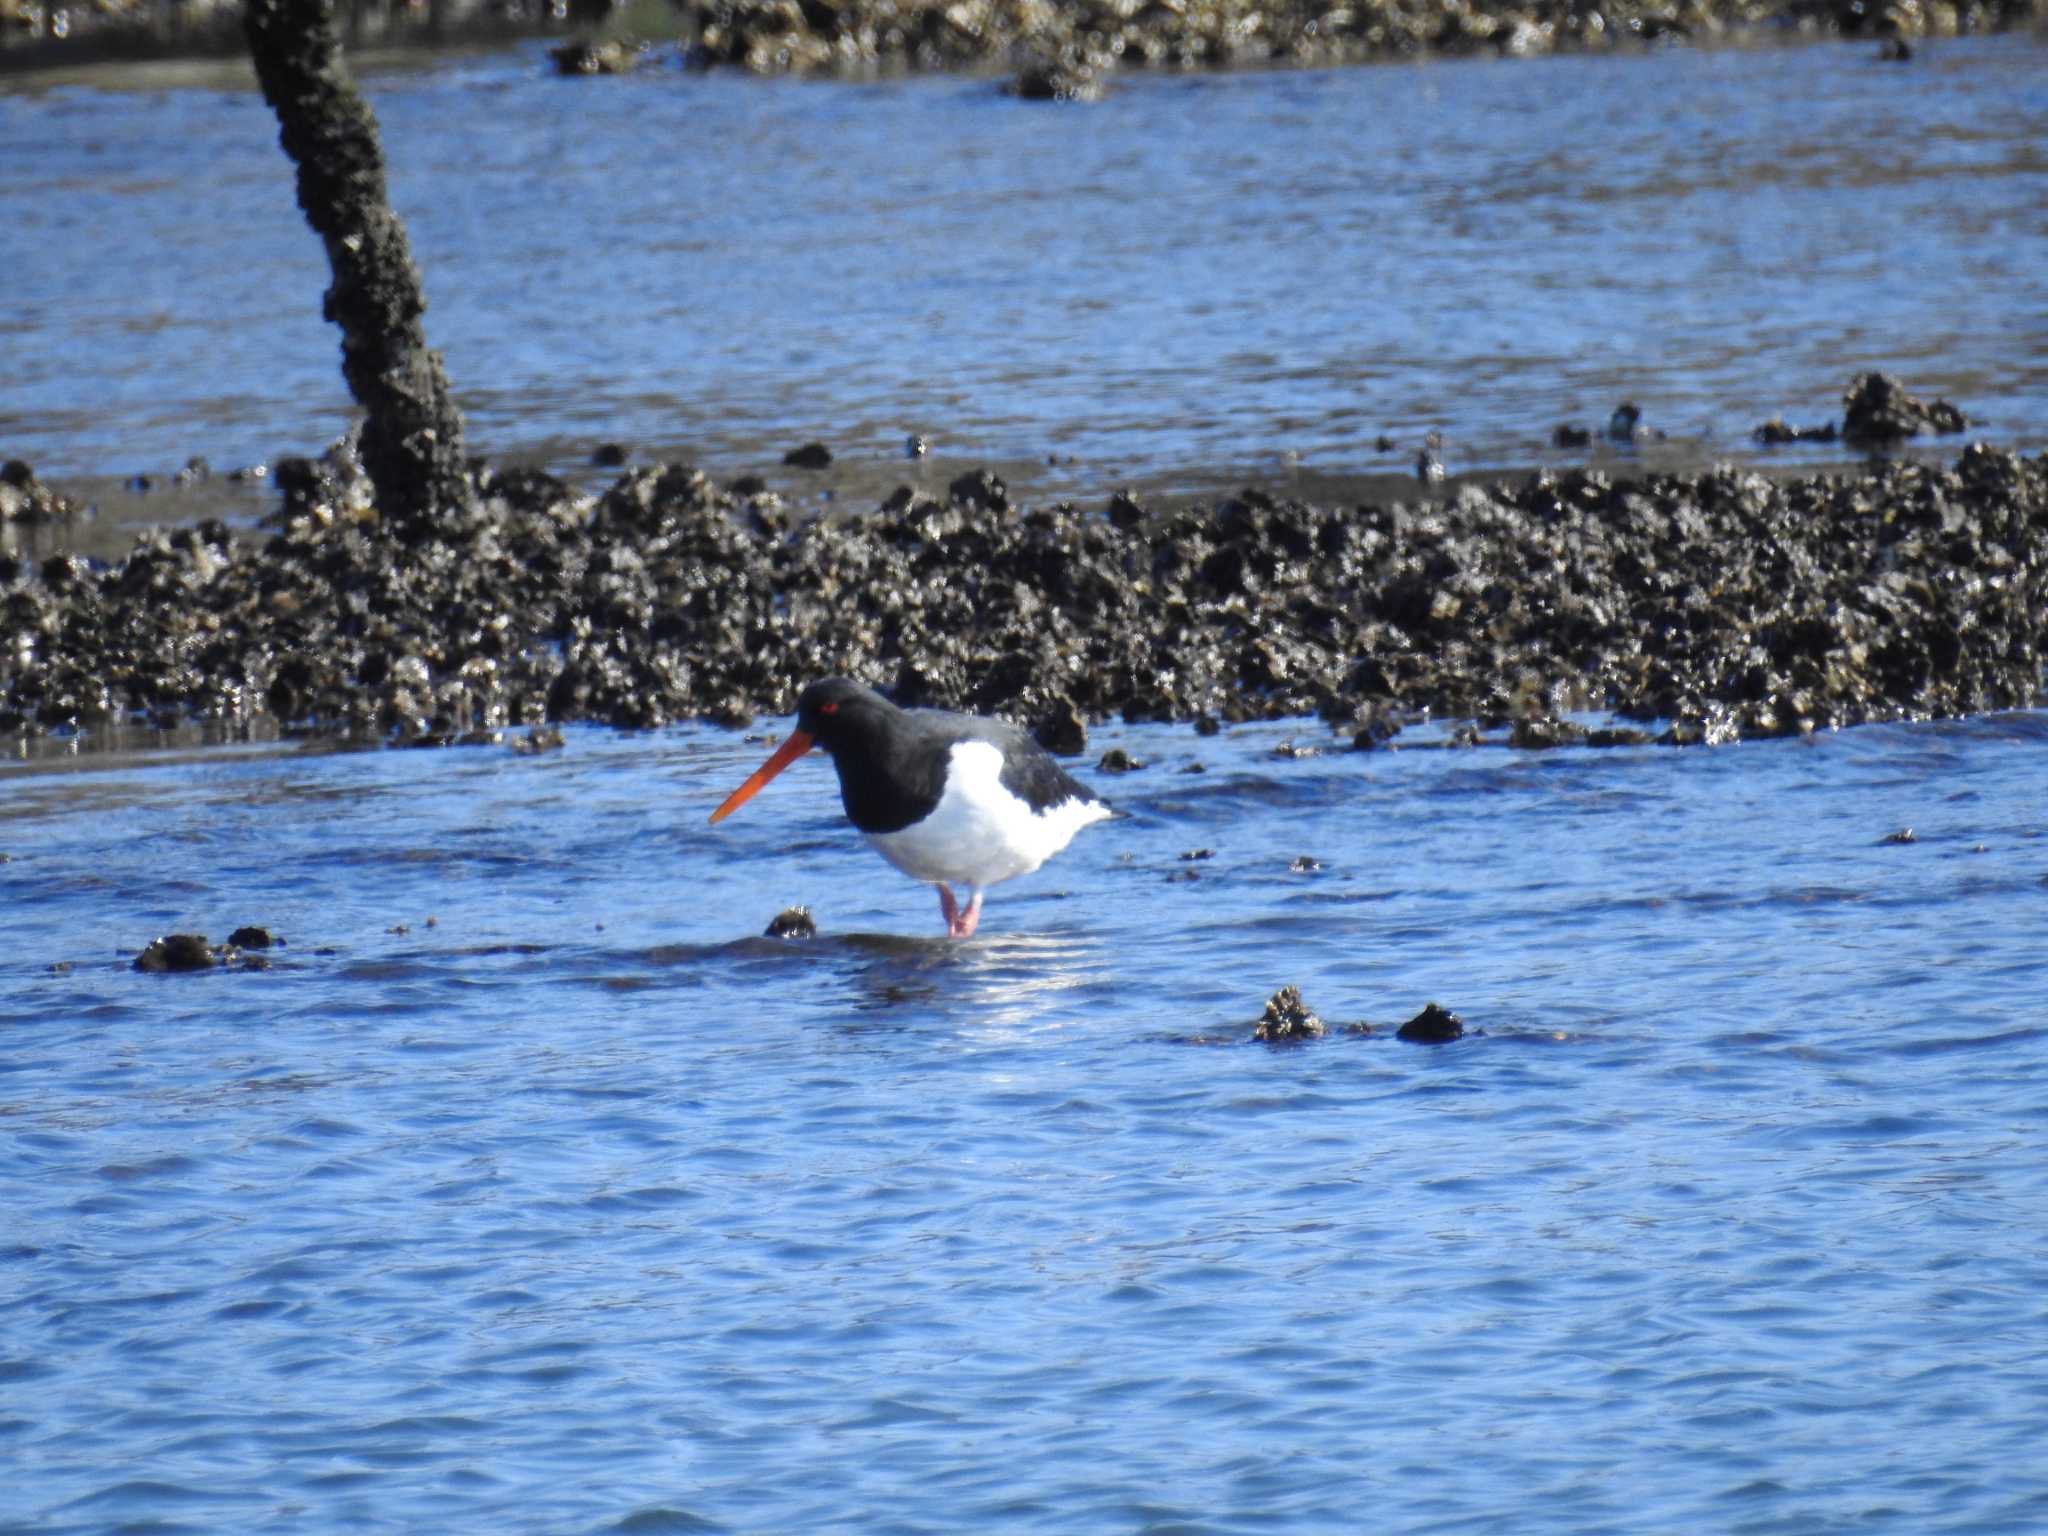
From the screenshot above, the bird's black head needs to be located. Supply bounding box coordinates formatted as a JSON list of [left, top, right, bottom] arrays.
[[709, 676, 926, 829], [794, 677, 903, 754]]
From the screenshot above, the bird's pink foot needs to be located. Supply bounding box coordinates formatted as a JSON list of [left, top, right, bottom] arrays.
[[952, 891, 982, 938], [936, 884, 982, 938]]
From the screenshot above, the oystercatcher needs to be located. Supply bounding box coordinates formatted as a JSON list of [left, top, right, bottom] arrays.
[[709, 678, 1112, 937]]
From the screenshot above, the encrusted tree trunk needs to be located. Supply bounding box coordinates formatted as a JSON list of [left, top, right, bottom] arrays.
[[244, 0, 473, 535]]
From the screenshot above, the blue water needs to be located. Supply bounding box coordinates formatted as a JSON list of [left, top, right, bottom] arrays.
[[5, 712, 2048, 1533], [3, 34, 2046, 497]]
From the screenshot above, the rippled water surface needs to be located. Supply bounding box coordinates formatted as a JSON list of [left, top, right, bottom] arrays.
[[3, 34, 2046, 500], [5, 713, 2048, 1533]]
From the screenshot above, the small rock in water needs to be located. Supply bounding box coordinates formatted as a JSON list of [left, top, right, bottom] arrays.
[[550, 39, 643, 74], [948, 467, 1008, 511], [226, 926, 278, 950], [1033, 701, 1087, 756], [1509, 716, 1588, 750], [0, 459, 84, 525], [1552, 423, 1592, 450], [513, 726, 566, 754], [1179, 848, 1214, 862], [1254, 985, 1325, 1042], [1290, 855, 1322, 873], [1586, 726, 1656, 748], [1096, 747, 1144, 773], [765, 906, 818, 939], [1397, 1003, 1465, 1044], [1841, 372, 1967, 446], [1881, 827, 1917, 845], [1271, 739, 1322, 760], [135, 934, 214, 973], [1008, 58, 1103, 101], [592, 442, 629, 467], [783, 442, 834, 470], [1752, 416, 1838, 446]]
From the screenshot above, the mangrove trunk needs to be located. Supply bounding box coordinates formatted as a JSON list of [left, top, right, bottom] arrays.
[[243, 0, 473, 534]]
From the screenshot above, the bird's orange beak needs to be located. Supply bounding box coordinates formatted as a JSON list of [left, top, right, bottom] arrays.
[[709, 729, 815, 823]]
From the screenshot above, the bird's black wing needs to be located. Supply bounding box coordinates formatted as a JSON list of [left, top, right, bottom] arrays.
[[928, 711, 1104, 815]]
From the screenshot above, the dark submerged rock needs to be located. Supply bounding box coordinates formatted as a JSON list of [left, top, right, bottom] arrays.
[[1752, 416, 1838, 446], [783, 442, 834, 469], [512, 726, 567, 753], [1509, 716, 1588, 750], [550, 38, 644, 74], [764, 906, 818, 939], [226, 926, 278, 949], [135, 934, 215, 972], [1253, 985, 1325, 1042], [1841, 372, 1968, 447], [1008, 58, 1104, 101], [1586, 726, 1657, 748], [0, 461, 84, 525], [1397, 1002, 1465, 1043], [947, 467, 1008, 511], [1033, 700, 1088, 756], [1607, 402, 1644, 441]]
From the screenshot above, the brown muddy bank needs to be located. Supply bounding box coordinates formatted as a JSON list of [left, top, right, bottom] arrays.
[[3, 408, 2043, 753]]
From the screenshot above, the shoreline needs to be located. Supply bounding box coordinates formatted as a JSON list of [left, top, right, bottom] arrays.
[[4, 417, 2043, 763], [5, 0, 2042, 87]]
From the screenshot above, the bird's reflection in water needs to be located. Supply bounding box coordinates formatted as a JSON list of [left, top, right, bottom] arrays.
[[679, 916, 1108, 1038], [834, 928, 1107, 1033]]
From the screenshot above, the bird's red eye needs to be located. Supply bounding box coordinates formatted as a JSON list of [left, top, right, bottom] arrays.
[[818, 700, 839, 714]]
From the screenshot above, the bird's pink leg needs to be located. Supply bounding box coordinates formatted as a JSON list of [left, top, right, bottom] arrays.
[[935, 884, 982, 938], [953, 889, 983, 938]]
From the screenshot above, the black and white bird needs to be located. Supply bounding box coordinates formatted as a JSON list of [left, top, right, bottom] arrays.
[[709, 678, 1112, 937]]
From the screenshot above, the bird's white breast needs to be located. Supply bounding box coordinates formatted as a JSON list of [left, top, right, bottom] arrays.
[[865, 739, 1109, 891]]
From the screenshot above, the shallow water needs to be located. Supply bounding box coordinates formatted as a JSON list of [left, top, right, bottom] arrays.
[[5, 712, 2048, 1533], [3, 34, 2046, 506]]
